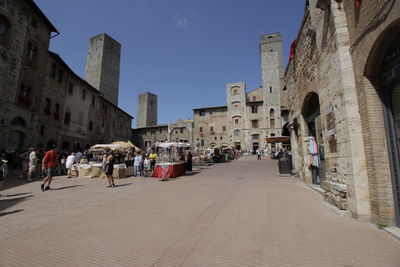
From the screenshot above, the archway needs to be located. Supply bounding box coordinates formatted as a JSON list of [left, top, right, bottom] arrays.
[[301, 92, 325, 185], [46, 139, 56, 151], [373, 31, 400, 226], [61, 141, 70, 151]]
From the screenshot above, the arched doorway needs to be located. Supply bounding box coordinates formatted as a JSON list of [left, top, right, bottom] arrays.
[[8, 117, 27, 152], [302, 92, 325, 185], [61, 141, 70, 151], [46, 139, 56, 151], [378, 32, 400, 226]]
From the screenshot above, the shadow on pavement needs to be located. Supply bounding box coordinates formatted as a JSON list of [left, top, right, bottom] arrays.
[[3, 192, 32, 197], [184, 171, 201, 176], [0, 209, 24, 217], [52, 185, 84, 191], [115, 183, 132, 187], [0, 195, 34, 212]]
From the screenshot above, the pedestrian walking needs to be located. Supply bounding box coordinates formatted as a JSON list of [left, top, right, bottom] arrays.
[[256, 148, 262, 160], [133, 152, 143, 177], [0, 154, 8, 196], [149, 150, 156, 171], [40, 145, 58, 191], [103, 154, 116, 188], [27, 147, 37, 182], [19, 150, 29, 181], [65, 152, 75, 178], [186, 150, 193, 171]]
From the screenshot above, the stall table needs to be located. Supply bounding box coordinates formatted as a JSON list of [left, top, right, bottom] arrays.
[[152, 161, 186, 179]]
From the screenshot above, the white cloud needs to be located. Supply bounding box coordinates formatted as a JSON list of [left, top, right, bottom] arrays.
[[174, 13, 189, 29]]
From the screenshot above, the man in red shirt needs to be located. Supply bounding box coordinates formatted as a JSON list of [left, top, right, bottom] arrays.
[[41, 145, 58, 191]]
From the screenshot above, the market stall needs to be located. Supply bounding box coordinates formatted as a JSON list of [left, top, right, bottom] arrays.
[[77, 141, 140, 179], [152, 142, 189, 180]]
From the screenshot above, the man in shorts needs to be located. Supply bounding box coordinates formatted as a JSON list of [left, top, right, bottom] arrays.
[[41, 146, 58, 191]]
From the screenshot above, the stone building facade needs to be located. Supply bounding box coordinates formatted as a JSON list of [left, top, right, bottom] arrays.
[[285, 0, 400, 226], [132, 119, 193, 149], [0, 0, 132, 154], [193, 34, 288, 152]]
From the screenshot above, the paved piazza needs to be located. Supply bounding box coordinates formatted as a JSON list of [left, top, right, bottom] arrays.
[[0, 158, 399, 267]]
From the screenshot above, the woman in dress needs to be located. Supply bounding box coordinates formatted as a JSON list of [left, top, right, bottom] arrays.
[[65, 152, 75, 178], [104, 154, 116, 188]]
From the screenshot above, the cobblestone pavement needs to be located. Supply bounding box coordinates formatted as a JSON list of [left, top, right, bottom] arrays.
[[0, 157, 399, 267]]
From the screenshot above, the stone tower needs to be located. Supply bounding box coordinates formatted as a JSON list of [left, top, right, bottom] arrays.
[[260, 33, 283, 137], [85, 33, 121, 106], [137, 92, 157, 128]]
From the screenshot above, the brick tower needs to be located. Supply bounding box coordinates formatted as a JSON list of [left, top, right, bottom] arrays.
[[137, 92, 158, 128], [85, 33, 121, 106]]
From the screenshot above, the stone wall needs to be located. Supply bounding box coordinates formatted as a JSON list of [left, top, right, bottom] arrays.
[[342, 0, 400, 225], [286, 0, 371, 221]]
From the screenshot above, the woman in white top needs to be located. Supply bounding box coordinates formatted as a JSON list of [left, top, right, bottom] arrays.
[[65, 152, 75, 178]]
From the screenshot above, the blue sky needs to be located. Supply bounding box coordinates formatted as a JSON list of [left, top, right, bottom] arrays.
[[35, 0, 305, 127]]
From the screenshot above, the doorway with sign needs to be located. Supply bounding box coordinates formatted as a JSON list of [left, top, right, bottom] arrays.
[[302, 92, 326, 185]]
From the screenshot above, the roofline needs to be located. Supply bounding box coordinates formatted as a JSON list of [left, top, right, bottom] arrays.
[[49, 52, 133, 119], [284, 5, 310, 76], [193, 105, 227, 111], [133, 125, 169, 130], [26, 0, 59, 33]]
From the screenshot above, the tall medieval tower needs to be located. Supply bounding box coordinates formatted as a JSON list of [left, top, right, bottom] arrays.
[[260, 33, 283, 137], [85, 33, 121, 106], [137, 92, 158, 128]]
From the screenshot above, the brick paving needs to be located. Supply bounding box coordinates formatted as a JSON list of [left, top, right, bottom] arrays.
[[0, 157, 399, 267]]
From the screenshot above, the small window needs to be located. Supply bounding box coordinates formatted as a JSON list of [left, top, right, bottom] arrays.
[[159, 129, 162, 133], [54, 103, 60, 120], [102, 104, 107, 114], [234, 129, 240, 136], [220, 136, 223, 140], [222, 126, 226, 131], [235, 119, 239, 124], [180, 128, 183, 133], [271, 133, 276, 137], [89, 121, 93, 131], [199, 110, 206, 116], [68, 82, 74, 95], [113, 121, 115, 127], [64, 112, 71, 125], [40, 125, 44, 136], [270, 119, 275, 128], [44, 98, 51, 115], [251, 106, 258, 113], [210, 126, 214, 132], [233, 89, 238, 95], [27, 42, 37, 61], [214, 137, 217, 140], [270, 86, 272, 93], [91, 95, 96, 105], [175, 130, 178, 134], [81, 89, 86, 100], [199, 127, 203, 132], [19, 84, 30, 97], [252, 120, 259, 128], [270, 108, 275, 118], [50, 64, 56, 78], [252, 96, 256, 101], [200, 139, 204, 146], [0, 16, 10, 37], [101, 118, 105, 127]]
